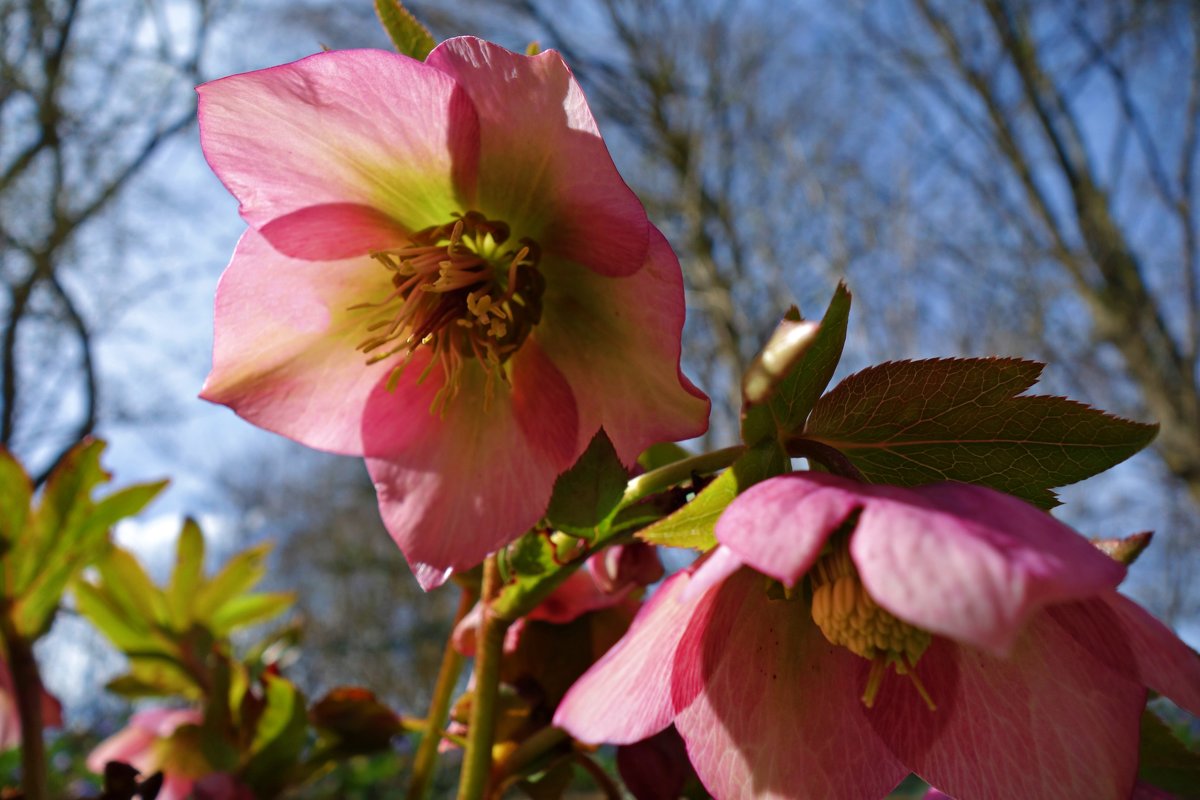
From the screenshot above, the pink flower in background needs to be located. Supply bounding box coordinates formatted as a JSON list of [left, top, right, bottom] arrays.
[[88, 708, 205, 800], [555, 473, 1200, 799], [0, 659, 62, 750], [198, 38, 708, 588]]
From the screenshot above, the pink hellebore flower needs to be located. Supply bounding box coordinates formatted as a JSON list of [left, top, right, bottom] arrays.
[[88, 708, 205, 800], [0, 659, 62, 750], [197, 38, 709, 588], [556, 473, 1200, 800]]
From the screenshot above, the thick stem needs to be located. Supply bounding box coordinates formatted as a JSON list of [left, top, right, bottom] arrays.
[[456, 557, 510, 800], [5, 633, 48, 800], [786, 437, 866, 482], [407, 587, 473, 800]]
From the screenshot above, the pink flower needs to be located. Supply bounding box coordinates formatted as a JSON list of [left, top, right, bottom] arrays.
[[0, 659, 62, 751], [88, 708, 205, 800], [197, 38, 708, 588], [555, 473, 1200, 799]]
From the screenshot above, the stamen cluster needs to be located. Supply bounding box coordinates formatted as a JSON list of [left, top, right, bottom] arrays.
[[354, 211, 545, 409], [808, 540, 934, 708]]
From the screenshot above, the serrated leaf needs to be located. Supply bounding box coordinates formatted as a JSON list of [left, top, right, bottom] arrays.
[[209, 592, 294, 636], [638, 440, 788, 549], [168, 518, 206, 629], [242, 674, 308, 794], [1138, 708, 1200, 798], [374, 0, 435, 60], [193, 542, 272, 623], [545, 429, 629, 537], [803, 358, 1158, 507]]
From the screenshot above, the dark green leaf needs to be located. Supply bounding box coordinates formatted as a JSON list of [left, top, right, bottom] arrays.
[[545, 429, 630, 537], [1138, 708, 1200, 798], [804, 358, 1157, 507], [374, 0, 435, 60], [242, 674, 308, 794], [770, 283, 851, 434], [638, 440, 787, 549]]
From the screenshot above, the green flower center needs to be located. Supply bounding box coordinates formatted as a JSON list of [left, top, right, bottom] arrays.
[[808, 540, 936, 710], [355, 211, 545, 411]]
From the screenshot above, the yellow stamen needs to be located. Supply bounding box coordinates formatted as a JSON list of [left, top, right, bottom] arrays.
[[808, 536, 935, 710]]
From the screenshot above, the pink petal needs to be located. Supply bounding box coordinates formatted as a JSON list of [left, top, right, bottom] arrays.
[[365, 340, 579, 587], [713, 474, 865, 586], [257, 203, 409, 261], [851, 481, 1127, 655], [1047, 592, 1200, 715], [198, 49, 478, 241], [88, 725, 157, 774], [201, 229, 398, 456], [535, 230, 709, 466], [159, 774, 198, 800], [866, 614, 1145, 800], [674, 568, 907, 799], [426, 37, 649, 277], [554, 571, 699, 745]]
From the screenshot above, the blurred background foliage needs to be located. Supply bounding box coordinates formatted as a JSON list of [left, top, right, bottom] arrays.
[[3, 0, 1200, 795]]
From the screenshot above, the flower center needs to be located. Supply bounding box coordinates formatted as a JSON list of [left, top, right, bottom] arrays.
[[353, 211, 545, 411], [808, 540, 936, 710]]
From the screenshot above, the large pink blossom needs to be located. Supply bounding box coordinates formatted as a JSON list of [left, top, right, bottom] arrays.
[[0, 659, 62, 751], [197, 38, 708, 587], [555, 473, 1200, 799], [87, 708, 205, 800]]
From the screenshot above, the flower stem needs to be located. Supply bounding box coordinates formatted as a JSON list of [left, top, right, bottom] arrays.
[[4, 631, 48, 800], [407, 586, 473, 800], [457, 556, 510, 800], [620, 444, 746, 507], [785, 437, 865, 481], [491, 725, 568, 784]]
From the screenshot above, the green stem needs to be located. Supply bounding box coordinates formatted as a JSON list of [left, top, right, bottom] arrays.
[[4, 631, 48, 800], [492, 725, 568, 784], [621, 444, 746, 507], [407, 587, 473, 800], [457, 557, 510, 800], [785, 437, 865, 481], [491, 444, 747, 623]]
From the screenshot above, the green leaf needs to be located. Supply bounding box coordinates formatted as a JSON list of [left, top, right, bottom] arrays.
[[638, 440, 788, 549], [168, 518, 206, 629], [374, 0, 435, 60], [241, 674, 308, 794], [803, 358, 1158, 507], [1138, 708, 1200, 798], [545, 429, 629, 537], [209, 592, 295, 636], [0, 446, 32, 550], [770, 283, 851, 434], [193, 542, 272, 623], [95, 545, 171, 627], [72, 578, 164, 653]]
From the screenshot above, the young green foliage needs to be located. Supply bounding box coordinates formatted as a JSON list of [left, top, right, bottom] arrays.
[[637, 439, 788, 550], [374, 0, 435, 60], [73, 521, 294, 699], [1137, 709, 1200, 798], [545, 429, 629, 538], [803, 358, 1158, 507], [0, 439, 166, 639], [740, 283, 851, 445]]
